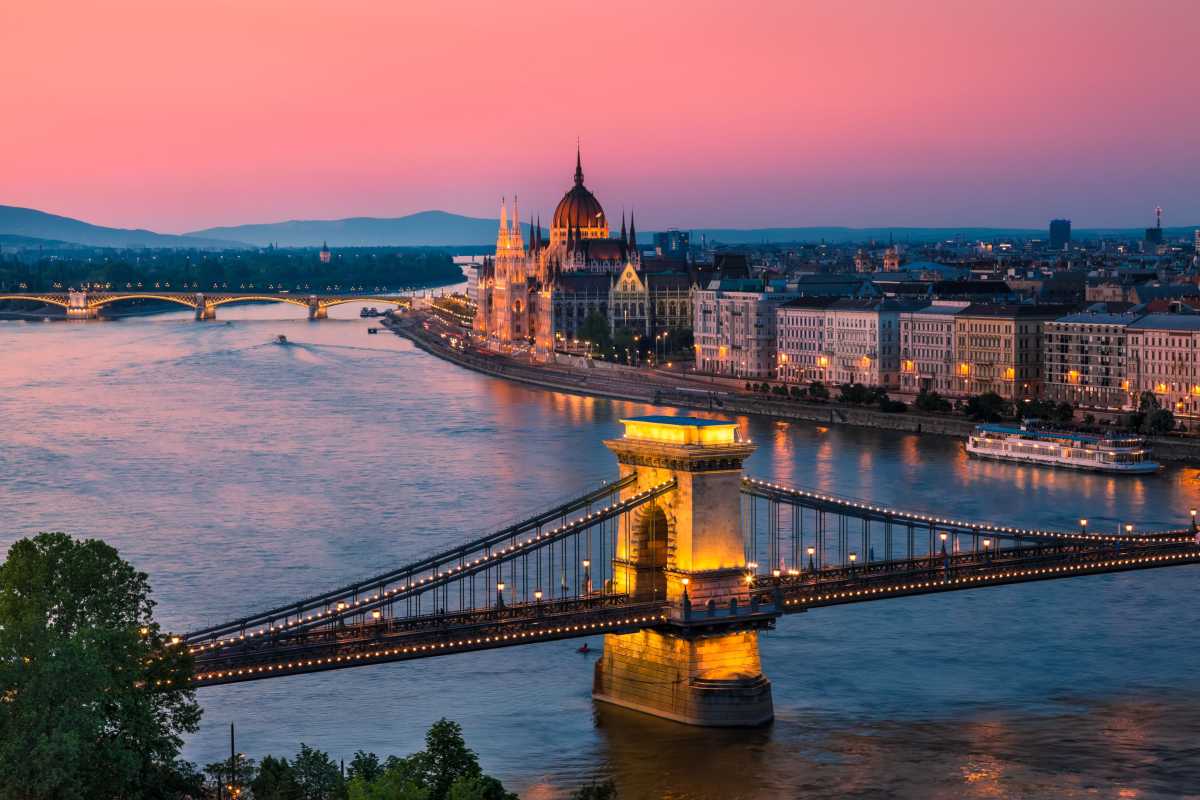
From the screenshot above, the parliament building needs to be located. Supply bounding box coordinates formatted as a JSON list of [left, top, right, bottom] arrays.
[[473, 150, 697, 353]]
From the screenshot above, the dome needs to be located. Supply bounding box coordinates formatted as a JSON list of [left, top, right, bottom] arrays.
[[552, 149, 606, 231]]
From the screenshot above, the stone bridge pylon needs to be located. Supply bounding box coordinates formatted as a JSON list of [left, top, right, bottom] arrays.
[[594, 416, 775, 726]]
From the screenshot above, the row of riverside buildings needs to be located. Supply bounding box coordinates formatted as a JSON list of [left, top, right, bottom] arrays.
[[696, 281, 1200, 417], [473, 155, 1200, 419]]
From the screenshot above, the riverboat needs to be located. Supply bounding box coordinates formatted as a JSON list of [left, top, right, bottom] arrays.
[[965, 422, 1159, 474]]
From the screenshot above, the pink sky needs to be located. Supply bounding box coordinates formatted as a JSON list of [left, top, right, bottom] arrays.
[[2, 0, 1197, 232]]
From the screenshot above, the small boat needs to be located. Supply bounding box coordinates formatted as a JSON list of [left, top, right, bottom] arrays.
[[367, 327, 379, 334], [577, 643, 591, 654], [965, 421, 1159, 474], [274, 334, 288, 345]]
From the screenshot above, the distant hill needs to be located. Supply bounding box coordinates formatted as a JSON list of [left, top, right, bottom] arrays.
[[0, 205, 248, 249], [188, 210, 542, 248]]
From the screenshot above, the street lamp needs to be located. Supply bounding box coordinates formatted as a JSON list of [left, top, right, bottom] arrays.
[[807, 546, 816, 572], [1079, 518, 1088, 535], [1191, 508, 1197, 533], [582, 559, 591, 593], [496, 581, 506, 608]]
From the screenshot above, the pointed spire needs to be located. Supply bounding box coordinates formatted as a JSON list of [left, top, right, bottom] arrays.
[[574, 141, 584, 187], [499, 197, 508, 234], [628, 211, 638, 253], [536, 215, 542, 250], [621, 212, 627, 246]]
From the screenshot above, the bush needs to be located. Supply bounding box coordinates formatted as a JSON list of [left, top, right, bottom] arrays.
[[808, 381, 830, 400], [965, 392, 1009, 422], [878, 396, 907, 413], [789, 385, 805, 399], [914, 389, 952, 413]]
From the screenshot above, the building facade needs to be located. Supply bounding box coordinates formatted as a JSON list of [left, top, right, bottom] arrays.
[[475, 150, 694, 353], [694, 279, 796, 379], [952, 306, 1069, 400], [1127, 315, 1200, 418], [898, 301, 969, 395], [775, 298, 836, 383], [1042, 311, 1139, 409]]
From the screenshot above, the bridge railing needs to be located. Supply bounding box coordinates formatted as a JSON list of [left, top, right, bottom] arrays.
[[741, 477, 1197, 575], [186, 477, 676, 658]]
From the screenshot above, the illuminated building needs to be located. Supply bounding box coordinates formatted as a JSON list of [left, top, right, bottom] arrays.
[[1043, 310, 1140, 410], [1127, 314, 1200, 418], [953, 305, 1072, 400], [319, 241, 331, 264], [474, 149, 696, 351], [899, 301, 969, 395]]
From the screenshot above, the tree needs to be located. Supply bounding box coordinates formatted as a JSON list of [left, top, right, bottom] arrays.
[[447, 775, 517, 800], [348, 757, 427, 800], [348, 751, 385, 784], [415, 719, 481, 800], [965, 392, 1008, 422], [253, 754, 305, 800], [205, 755, 258, 799], [0, 532, 201, 800], [914, 389, 952, 413], [808, 381, 830, 401], [293, 744, 345, 800], [577, 311, 612, 353], [571, 781, 618, 800], [1143, 408, 1175, 435]]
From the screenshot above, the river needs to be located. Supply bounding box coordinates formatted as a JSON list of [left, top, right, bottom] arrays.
[[2, 302, 1199, 799]]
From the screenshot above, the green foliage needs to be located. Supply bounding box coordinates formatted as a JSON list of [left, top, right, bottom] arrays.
[[837, 383, 886, 405], [1023, 399, 1074, 423], [349, 751, 385, 784], [0, 532, 201, 800], [877, 395, 907, 413], [0, 247, 462, 294], [570, 780, 619, 800], [446, 775, 518, 800], [789, 385, 805, 399], [914, 389, 952, 413], [252, 754, 305, 800], [808, 381, 830, 400], [205, 754, 258, 798], [577, 311, 613, 353], [1138, 391, 1160, 413], [1143, 408, 1175, 435], [415, 719, 481, 800], [965, 392, 1009, 422], [293, 743, 346, 800]]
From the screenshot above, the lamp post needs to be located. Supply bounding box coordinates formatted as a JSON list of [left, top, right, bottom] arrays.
[[807, 546, 816, 572], [1191, 508, 1197, 534], [1079, 518, 1088, 535], [496, 581, 505, 609], [582, 559, 592, 594]]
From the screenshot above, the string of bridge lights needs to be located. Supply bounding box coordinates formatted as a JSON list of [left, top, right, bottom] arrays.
[[781, 550, 1200, 609], [185, 481, 676, 656], [188, 613, 667, 685], [742, 477, 1195, 545]]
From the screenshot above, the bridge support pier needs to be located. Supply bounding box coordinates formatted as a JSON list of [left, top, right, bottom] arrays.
[[309, 297, 327, 320], [594, 416, 774, 727], [66, 291, 98, 319], [195, 303, 217, 321]]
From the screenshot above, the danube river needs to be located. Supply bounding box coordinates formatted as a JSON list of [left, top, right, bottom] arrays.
[[3, 303, 1199, 799]]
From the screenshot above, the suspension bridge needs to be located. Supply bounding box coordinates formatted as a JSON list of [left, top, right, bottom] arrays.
[[179, 416, 1200, 727], [0, 290, 410, 320]]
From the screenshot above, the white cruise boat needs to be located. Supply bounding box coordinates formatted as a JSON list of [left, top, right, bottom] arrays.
[[965, 422, 1159, 474]]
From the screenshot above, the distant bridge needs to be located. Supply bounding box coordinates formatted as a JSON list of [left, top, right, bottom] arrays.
[[0, 291, 411, 320], [177, 417, 1200, 727]]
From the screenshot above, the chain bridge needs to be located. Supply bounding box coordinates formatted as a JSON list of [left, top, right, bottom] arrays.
[[179, 416, 1200, 727], [0, 290, 410, 320]]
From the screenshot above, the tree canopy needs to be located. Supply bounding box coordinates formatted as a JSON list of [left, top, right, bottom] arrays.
[[0, 532, 201, 800]]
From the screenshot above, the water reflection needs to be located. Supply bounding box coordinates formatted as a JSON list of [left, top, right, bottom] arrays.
[[1, 308, 1199, 798]]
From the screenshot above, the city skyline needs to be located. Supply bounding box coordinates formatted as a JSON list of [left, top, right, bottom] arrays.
[[2, 0, 1198, 233]]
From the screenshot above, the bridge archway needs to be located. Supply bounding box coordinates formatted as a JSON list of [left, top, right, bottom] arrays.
[[86, 294, 199, 311], [0, 294, 70, 309], [626, 503, 674, 602]]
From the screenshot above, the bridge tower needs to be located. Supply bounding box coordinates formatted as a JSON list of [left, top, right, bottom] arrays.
[[308, 296, 327, 320], [194, 293, 217, 321], [66, 290, 98, 319], [594, 416, 775, 726]]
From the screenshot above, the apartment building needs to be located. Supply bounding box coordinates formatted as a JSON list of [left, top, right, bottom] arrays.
[[775, 298, 912, 388], [1043, 310, 1140, 409], [953, 305, 1072, 400], [898, 301, 969, 395], [1127, 314, 1200, 417], [775, 297, 837, 383], [694, 279, 797, 379]]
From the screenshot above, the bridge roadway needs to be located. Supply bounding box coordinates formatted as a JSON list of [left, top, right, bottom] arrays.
[[183, 474, 1200, 688], [0, 290, 411, 319]]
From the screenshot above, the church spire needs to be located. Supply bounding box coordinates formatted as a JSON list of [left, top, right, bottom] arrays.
[[512, 194, 519, 237], [628, 211, 638, 253], [574, 142, 584, 187], [499, 197, 508, 234], [621, 211, 627, 246]]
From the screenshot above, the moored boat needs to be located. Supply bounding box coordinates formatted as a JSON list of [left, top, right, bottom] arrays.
[[965, 421, 1159, 474]]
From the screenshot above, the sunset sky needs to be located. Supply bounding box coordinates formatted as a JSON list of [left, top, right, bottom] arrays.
[[2, 0, 1197, 232]]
